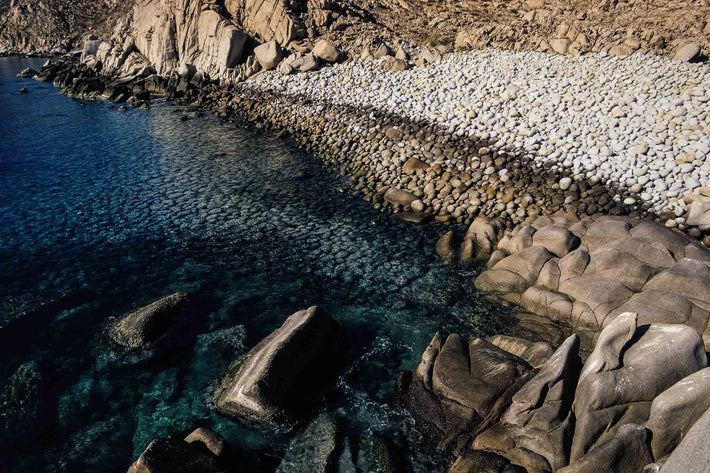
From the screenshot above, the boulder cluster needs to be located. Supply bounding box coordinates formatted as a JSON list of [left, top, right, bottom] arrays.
[[450, 214, 710, 351], [398, 313, 710, 473]]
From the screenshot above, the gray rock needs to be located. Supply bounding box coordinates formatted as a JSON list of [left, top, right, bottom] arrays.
[[184, 427, 226, 458], [571, 313, 707, 461], [254, 40, 284, 70], [108, 293, 191, 349], [660, 408, 710, 473], [215, 306, 344, 425], [558, 424, 654, 473], [400, 332, 533, 453], [312, 40, 339, 63], [276, 414, 341, 473], [672, 43, 701, 62], [127, 438, 219, 473], [473, 335, 582, 472], [532, 225, 580, 257], [644, 367, 710, 459]]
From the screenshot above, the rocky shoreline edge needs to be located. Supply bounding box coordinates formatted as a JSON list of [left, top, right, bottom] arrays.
[[13, 55, 710, 472]]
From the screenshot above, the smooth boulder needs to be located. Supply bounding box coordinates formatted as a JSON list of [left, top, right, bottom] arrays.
[[109, 292, 191, 349], [215, 306, 344, 425]]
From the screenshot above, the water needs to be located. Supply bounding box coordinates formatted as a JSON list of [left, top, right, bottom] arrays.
[[0, 57, 506, 472]]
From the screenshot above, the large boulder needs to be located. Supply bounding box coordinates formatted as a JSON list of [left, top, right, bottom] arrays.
[[472, 335, 582, 472], [570, 313, 707, 461], [312, 39, 339, 63], [215, 306, 344, 425], [254, 40, 284, 70], [108, 293, 191, 349], [397, 332, 533, 453]]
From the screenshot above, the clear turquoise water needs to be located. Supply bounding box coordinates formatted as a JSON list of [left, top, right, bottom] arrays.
[[0, 57, 505, 472]]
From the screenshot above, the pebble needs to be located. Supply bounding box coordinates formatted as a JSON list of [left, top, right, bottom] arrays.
[[247, 48, 709, 215]]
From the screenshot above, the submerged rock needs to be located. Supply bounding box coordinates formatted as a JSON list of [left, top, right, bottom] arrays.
[[108, 292, 191, 349], [215, 306, 345, 425], [275, 414, 341, 473]]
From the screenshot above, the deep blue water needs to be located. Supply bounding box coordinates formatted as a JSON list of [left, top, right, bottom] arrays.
[[0, 57, 504, 472]]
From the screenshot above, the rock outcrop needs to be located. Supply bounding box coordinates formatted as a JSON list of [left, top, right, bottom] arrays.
[[396, 332, 534, 454], [214, 306, 344, 425], [471, 214, 710, 351], [422, 315, 709, 473]]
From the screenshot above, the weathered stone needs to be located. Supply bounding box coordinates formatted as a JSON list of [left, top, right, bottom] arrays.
[[400, 333, 533, 453], [558, 424, 654, 473], [474, 335, 582, 472], [571, 313, 707, 461], [127, 438, 219, 473], [276, 414, 340, 473], [492, 246, 554, 284], [381, 55, 408, 71], [215, 306, 344, 425], [486, 335, 553, 368], [672, 43, 701, 62], [644, 367, 710, 460], [384, 188, 417, 205], [254, 40, 284, 70], [184, 427, 226, 458], [532, 225, 580, 257], [109, 293, 191, 349], [659, 408, 710, 473], [403, 157, 428, 174]]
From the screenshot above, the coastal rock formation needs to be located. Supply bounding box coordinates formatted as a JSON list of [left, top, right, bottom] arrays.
[[108, 292, 192, 349], [214, 306, 344, 425], [396, 332, 534, 454], [436, 315, 710, 473], [472, 334, 582, 472], [569, 313, 707, 461], [473, 214, 710, 350]]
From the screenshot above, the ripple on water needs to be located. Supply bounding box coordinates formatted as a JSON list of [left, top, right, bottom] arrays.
[[0, 58, 507, 473]]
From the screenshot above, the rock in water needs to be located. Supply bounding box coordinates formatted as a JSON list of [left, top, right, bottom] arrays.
[[184, 427, 227, 458], [215, 306, 344, 425], [660, 408, 710, 473], [17, 68, 38, 78], [108, 292, 191, 349], [127, 438, 219, 473]]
